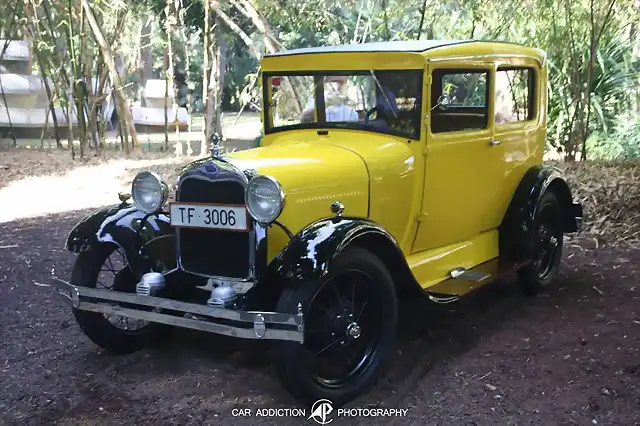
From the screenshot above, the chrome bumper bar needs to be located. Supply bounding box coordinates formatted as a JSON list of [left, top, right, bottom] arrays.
[[51, 278, 304, 343]]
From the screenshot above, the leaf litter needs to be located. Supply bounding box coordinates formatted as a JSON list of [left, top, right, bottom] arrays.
[[553, 159, 640, 249]]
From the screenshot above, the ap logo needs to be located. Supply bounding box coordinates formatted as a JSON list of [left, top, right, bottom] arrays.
[[308, 399, 333, 424]]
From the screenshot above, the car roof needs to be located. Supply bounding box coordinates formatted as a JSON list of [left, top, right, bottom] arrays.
[[265, 40, 472, 56], [261, 40, 547, 71]]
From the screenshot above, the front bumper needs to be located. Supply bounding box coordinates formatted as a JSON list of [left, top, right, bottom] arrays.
[[51, 278, 304, 343]]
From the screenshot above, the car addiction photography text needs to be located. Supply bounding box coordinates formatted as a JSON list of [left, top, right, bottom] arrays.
[[232, 399, 409, 424]]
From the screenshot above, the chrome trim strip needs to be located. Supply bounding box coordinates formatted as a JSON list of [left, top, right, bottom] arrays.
[[428, 53, 545, 67], [52, 278, 304, 342]]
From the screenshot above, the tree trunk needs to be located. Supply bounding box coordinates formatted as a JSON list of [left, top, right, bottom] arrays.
[[164, 0, 173, 150], [40, 103, 51, 149], [214, 0, 301, 113], [233, 0, 282, 52], [140, 14, 153, 94], [201, 17, 226, 157], [67, 0, 88, 159], [39, 0, 76, 150], [164, 45, 170, 149], [211, 1, 259, 55], [580, 0, 617, 162], [23, 0, 62, 148], [176, 1, 193, 157], [80, 3, 99, 152], [417, 0, 427, 40], [201, 0, 211, 151], [81, 0, 138, 150]]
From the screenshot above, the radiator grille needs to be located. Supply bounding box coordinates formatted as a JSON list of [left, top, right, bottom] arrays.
[[176, 177, 251, 279]]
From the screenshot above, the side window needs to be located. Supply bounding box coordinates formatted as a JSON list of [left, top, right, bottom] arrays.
[[495, 67, 535, 124], [431, 70, 489, 133]]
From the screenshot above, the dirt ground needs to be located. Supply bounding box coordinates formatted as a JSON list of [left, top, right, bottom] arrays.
[[1, 213, 638, 426], [0, 147, 638, 425]]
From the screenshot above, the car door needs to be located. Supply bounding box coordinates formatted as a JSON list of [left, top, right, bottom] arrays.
[[412, 59, 504, 254], [492, 59, 544, 221]]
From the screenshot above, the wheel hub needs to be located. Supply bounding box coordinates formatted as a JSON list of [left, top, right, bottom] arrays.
[[346, 322, 361, 339], [532, 207, 562, 280]]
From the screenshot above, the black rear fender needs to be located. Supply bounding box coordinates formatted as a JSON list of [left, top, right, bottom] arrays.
[[500, 165, 583, 261]]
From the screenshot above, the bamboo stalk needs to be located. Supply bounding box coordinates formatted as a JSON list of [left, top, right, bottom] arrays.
[[81, 0, 138, 151], [201, 0, 211, 154]]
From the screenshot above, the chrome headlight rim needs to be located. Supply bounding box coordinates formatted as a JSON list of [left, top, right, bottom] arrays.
[[245, 174, 285, 225], [131, 171, 169, 214]]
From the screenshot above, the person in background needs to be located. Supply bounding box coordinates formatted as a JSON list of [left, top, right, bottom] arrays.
[[300, 75, 359, 123]]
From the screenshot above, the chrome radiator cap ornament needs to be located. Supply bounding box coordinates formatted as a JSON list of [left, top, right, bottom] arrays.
[[210, 133, 224, 158]]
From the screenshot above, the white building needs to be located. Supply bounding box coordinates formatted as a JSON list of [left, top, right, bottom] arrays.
[[0, 39, 122, 135], [0, 39, 190, 137], [131, 78, 189, 129]]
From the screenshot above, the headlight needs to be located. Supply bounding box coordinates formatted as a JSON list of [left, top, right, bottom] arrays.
[[245, 175, 285, 224], [131, 171, 169, 214]]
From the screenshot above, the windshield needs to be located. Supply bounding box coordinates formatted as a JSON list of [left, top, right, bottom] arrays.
[[263, 70, 423, 139]]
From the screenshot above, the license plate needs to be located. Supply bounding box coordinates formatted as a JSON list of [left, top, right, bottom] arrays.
[[170, 203, 248, 231]]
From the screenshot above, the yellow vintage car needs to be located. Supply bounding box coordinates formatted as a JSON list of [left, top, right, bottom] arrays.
[[52, 40, 583, 407]]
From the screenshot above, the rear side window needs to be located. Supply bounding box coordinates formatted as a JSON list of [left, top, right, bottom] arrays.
[[430, 69, 490, 134], [495, 67, 535, 124]]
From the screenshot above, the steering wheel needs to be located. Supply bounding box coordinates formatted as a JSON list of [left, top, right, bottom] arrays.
[[364, 106, 379, 123]]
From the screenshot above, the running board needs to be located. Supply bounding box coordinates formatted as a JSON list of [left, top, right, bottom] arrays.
[[426, 257, 529, 299], [449, 267, 491, 282]]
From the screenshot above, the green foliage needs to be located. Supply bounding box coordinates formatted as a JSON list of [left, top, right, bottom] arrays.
[[4, 0, 639, 160], [587, 116, 640, 160]]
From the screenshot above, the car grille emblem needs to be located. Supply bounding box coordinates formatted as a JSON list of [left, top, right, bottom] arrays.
[[198, 162, 219, 178]]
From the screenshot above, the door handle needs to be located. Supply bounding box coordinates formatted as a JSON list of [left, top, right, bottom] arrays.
[[489, 139, 501, 146]]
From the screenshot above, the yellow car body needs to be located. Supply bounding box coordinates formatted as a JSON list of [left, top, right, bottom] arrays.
[[224, 40, 555, 293]]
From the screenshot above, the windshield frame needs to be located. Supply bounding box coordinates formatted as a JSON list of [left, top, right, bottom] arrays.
[[262, 69, 424, 140]]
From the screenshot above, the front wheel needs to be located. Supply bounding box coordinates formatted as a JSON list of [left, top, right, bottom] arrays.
[[272, 247, 398, 407], [518, 191, 564, 295], [71, 243, 168, 354]]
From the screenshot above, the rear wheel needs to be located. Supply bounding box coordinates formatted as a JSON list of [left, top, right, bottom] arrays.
[[273, 247, 398, 407], [71, 243, 168, 354], [518, 191, 564, 295]]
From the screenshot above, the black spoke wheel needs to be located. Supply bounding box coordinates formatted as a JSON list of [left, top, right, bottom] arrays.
[[71, 243, 168, 354], [273, 247, 398, 407], [518, 191, 564, 295]]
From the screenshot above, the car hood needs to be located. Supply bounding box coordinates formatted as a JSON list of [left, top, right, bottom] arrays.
[[223, 141, 370, 232], [224, 141, 368, 193]]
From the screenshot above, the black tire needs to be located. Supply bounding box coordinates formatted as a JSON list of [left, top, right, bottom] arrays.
[[71, 243, 168, 354], [272, 247, 398, 407], [518, 191, 564, 295]]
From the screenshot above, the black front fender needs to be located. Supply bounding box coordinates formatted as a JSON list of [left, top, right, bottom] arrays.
[[500, 165, 583, 261], [66, 202, 176, 278], [268, 217, 418, 294]]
